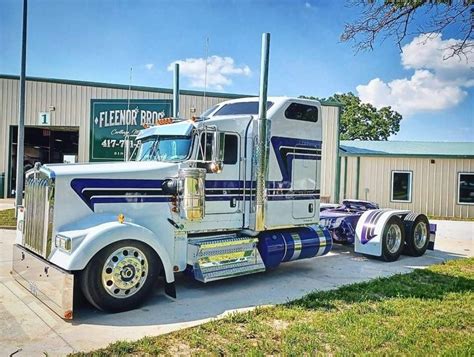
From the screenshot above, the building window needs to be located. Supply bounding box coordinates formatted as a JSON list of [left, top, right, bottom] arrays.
[[458, 173, 474, 205], [391, 171, 412, 202], [284, 103, 319, 122]]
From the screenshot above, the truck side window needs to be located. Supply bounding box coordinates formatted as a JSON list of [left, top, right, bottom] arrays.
[[284, 103, 319, 123], [224, 134, 238, 164], [196, 133, 238, 166], [197, 133, 214, 161]]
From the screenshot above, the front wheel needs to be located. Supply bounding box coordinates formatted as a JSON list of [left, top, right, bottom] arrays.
[[80, 240, 160, 312], [380, 216, 405, 262]]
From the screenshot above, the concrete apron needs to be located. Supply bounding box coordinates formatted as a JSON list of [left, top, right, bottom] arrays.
[[0, 220, 472, 356], [0, 198, 15, 211]]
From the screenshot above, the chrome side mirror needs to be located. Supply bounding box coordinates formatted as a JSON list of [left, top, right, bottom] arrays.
[[210, 131, 225, 173]]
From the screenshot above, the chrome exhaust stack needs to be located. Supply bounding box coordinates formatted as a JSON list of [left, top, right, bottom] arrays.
[[254, 32, 271, 232], [173, 63, 180, 118]]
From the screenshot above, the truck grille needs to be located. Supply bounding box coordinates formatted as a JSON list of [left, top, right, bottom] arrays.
[[23, 171, 54, 258]]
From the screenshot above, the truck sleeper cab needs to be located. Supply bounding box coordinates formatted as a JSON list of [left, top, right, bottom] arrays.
[[13, 97, 333, 318]]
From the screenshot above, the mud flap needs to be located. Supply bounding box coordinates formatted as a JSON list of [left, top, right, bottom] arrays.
[[11, 244, 74, 320], [165, 281, 176, 298], [428, 223, 437, 250]]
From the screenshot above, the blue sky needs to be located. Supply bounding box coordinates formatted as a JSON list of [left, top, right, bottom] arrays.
[[1, 0, 472, 142]]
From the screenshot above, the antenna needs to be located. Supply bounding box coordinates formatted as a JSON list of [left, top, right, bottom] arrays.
[[124, 66, 133, 161], [204, 36, 209, 103]]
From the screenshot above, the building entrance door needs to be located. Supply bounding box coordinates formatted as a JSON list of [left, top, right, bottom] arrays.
[[8, 126, 79, 197]]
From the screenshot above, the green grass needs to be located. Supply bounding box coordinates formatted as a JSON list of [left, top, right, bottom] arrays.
[[0, 208, 16, 227], [73, 258, 474, 356]]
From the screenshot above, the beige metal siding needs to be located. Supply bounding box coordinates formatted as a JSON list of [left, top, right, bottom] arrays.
[[341, 156, 358, 200], [320, 105, 339, 202], [341, 156, 474, 219]]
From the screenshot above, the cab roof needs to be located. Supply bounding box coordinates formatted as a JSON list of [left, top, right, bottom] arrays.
[[136, 96, 321, 140]]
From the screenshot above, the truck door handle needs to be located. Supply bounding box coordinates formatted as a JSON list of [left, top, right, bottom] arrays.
[[230, 198, 237, 208], [308, 203, 313, 213]]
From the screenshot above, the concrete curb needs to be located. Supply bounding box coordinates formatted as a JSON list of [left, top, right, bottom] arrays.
[[0, 225, 15, 230]]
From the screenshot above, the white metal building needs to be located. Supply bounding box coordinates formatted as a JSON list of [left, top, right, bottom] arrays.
[[339, 141, 474, 219], [0, 75, 342, 200]]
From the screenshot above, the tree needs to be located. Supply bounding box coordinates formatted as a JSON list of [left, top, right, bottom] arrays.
[[301, 93, 402, 140], [341, 0, 473, 59]]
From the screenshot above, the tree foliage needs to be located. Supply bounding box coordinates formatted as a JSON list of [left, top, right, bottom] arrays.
[[301, 93, 403, 140], [341, 0, 473, 60]]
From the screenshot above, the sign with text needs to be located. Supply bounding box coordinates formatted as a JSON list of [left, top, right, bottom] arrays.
[[38, 112, 50, 126], [90, 99, 172, 161]]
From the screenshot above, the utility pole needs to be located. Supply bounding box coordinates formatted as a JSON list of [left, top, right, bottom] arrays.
[[15, 0, 28, 213]]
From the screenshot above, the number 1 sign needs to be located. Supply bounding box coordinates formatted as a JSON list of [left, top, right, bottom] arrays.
[[38, 112, 50, 126]]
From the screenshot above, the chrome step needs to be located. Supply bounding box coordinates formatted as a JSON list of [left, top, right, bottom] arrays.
[[187, 234, 266, 283]]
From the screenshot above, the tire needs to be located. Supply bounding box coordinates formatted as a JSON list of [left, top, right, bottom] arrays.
[[403, 213, 430, 257], [380, 216, 405, 262], [80, 240, 160, 313]]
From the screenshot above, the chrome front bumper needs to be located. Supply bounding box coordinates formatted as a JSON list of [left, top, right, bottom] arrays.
[[11, 244, 74, 320]]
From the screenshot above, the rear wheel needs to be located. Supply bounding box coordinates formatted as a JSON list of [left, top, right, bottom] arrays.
[[403, 213, 430, 257], [80, 240, 160, 312], [380, 216, 405, 262]]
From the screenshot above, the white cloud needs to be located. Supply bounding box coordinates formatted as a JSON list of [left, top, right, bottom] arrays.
[[356, 33, 474, 116], [167, 56, 251, 90], [144, 63, 154, 70]]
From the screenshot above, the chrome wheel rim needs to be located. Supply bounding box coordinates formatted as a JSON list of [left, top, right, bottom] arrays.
[[386, 224, 402, 254], [414, 222, 428, 249], [102, 246, 148, 298]]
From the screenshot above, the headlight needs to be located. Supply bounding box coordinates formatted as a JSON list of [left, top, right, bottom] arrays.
[[55, 235, 72, 252]]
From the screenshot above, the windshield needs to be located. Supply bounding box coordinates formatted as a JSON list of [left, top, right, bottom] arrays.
[[199, 104, 219, 118], [213, 101, 274, 116], [136, 136, 192, 162]]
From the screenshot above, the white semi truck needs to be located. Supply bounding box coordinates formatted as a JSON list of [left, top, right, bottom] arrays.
[[13, 95, 335, 319], [11, 35, 434, 319]]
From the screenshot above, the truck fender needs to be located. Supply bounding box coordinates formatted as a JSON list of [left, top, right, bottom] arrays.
[[354, 209, 410, 257], [49, 221, 175, 283]]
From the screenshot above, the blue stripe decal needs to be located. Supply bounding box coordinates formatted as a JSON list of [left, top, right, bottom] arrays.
[[282, 231, 294, 262], [360, 210, 378, 244], [90, 197, 171, 206], [270, 136, 322, 188], [299, 227, 319, 259], [72, 178, 320, 210], [322, 228, 333, 255]]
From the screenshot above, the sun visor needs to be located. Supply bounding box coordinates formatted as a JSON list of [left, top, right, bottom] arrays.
[[136, 121, 194, 140]]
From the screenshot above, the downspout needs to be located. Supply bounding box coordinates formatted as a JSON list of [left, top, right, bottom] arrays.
[[355, 156, 360, 199], [255, 32, 270, 232], [334, 106, 341, 204], [343, 156, 348, 200], [173, 63, 180, 118]]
